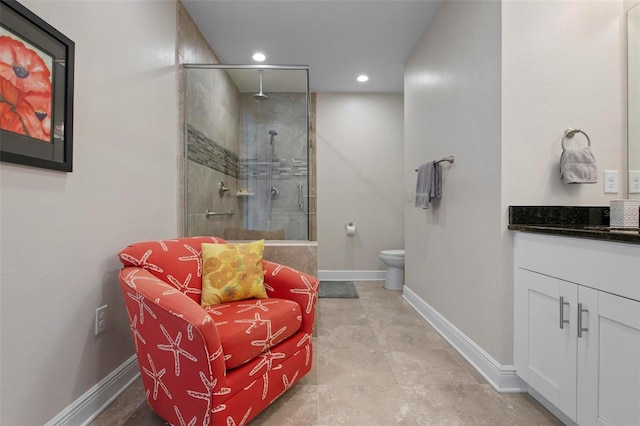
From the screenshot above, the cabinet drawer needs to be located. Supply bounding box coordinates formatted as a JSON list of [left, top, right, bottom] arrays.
[[515, 233, 640, 301]]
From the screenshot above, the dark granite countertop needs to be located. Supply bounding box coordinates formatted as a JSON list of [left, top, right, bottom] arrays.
[[508, 206, 640, 244]]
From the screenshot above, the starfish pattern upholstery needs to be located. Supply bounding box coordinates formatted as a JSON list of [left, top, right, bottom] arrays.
[[118, 237, 318, 425]]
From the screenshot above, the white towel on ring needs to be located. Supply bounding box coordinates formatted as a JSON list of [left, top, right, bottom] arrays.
[[560, 147, 597, 184]]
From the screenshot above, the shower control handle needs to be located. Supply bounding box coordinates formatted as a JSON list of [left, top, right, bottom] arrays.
[[218, 181, 229, 197], [270, 187, 279, 199]]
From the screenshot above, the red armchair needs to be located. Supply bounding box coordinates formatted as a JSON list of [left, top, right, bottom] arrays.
[[117, 237, 318, 425]]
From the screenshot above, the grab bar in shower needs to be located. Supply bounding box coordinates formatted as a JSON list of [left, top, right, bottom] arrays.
[[205, 210, 235, 218]]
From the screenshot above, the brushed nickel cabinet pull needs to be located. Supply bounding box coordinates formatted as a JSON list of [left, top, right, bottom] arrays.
[[577, 302, 589, 338], [559, 296, 570, 329]]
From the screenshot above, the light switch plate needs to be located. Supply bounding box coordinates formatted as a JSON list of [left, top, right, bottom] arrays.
[[604, 170, 619, 194], [629, 170, 640, 194]]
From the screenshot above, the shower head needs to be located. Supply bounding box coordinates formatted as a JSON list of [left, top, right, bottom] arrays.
[[253, 70, 268, 101]]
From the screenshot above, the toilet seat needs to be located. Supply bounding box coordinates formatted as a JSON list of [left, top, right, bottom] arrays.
[[380, 249, 404, 258]]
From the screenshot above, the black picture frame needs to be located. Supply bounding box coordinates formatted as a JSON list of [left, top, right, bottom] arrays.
[[0, 0, 74, 172]]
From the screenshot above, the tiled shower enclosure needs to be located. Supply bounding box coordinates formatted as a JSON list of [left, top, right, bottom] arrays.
[[184, 66, 311, 241]]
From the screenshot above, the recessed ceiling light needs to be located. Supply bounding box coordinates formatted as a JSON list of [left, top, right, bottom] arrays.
[[357, 74, 369, 82], [252, 52, 266, 62]]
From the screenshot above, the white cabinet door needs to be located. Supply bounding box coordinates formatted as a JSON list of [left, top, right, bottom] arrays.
[[515, 269, 578, 421], [577, 289, 640, 426]]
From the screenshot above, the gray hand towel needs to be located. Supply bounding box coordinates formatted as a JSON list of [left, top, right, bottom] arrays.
[[560, 147, 597, 184], [415, 161, 442, 209]]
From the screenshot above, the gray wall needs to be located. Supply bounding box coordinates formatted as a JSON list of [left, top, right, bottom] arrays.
[[404, 0, 507, 362], [317, 93, 404, 272], [404, 0, 627, 366], [501, 0, 627, 208], [0, 1, 179, 424]]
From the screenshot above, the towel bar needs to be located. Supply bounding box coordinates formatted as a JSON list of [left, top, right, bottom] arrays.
[[414, 155, 454, 171], [436, 155, 455, 164]]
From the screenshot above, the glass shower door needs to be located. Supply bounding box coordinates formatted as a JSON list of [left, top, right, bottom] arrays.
[[184, 65, 311, 241]]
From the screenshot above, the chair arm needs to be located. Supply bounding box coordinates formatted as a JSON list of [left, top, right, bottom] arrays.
[[262, 260, 318, 333], [119, 267, 227, 386]]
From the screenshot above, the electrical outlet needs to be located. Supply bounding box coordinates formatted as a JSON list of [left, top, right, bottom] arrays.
[[406, 189, 413, 202], [95, 305, 108, 335], [604, 170, 619, 194], [629, 170, 640, 194]]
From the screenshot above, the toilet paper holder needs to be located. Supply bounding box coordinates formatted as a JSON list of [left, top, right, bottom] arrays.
[[345, 222, 356, 236]]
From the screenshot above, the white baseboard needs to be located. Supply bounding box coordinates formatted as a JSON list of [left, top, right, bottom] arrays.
[[45, 355, 141, 426], [402, 286, 526, 393], [318, 270, 386, 281]]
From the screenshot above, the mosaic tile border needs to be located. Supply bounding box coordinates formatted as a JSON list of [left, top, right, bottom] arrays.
[[187, 124, 239, 178], [187, 124, 308, 180], [241, 158, 307, 179]]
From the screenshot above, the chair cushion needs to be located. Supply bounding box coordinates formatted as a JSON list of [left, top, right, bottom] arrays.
[[205, 298, 302, 370], [201, 240, 267, 306]]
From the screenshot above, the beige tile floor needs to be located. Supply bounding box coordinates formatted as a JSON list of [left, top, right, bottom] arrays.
[[91, 281, 562, 426]]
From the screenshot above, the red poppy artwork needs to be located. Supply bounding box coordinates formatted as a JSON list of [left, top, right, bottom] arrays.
[[0, 32, 53, 143]]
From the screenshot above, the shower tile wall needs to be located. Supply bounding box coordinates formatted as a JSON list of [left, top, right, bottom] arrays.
[[185, 68, 243, 237], [263, 243, 317, 276], [178, 1, 222, 235], [241, 93, 309, 240]]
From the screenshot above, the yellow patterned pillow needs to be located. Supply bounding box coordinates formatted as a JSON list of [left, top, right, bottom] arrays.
[[201, 240, 267, 306]]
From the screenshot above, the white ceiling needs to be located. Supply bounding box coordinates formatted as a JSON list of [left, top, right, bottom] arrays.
[[181, 0, 442, 93]]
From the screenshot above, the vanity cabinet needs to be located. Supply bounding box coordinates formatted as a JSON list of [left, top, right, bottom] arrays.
[[514, 232, 640, 426]]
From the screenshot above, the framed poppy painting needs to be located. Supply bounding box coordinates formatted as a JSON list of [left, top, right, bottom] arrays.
[[0, 0, 74, 172]]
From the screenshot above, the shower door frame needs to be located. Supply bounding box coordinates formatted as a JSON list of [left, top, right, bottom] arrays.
[[182, 64, 311, 239]]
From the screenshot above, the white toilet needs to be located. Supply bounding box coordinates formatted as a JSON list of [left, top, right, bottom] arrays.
[[379, 249, 405, 291]]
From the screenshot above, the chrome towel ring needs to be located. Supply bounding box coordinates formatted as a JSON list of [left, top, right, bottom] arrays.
[[562, 128, 591, 149]]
